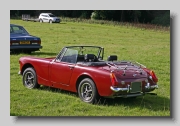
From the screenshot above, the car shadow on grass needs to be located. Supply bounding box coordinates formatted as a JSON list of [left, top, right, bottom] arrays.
[[59, 22, 66, 24], [38, 85, 170, 112], [98, 96, 170, 112], [10, 51, 58, 56]]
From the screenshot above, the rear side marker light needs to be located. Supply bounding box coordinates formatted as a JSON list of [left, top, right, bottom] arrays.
[[150, 70, 158, 82], [110, 73, 118, 87]]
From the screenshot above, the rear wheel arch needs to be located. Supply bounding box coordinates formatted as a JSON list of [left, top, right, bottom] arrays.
[[76, 75, 98, 93], [39, 19, 43, 23]]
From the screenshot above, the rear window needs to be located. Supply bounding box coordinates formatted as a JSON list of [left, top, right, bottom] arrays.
[[10, 26, 29, 34]]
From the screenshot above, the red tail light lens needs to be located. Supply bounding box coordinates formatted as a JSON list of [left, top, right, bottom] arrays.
[[31, 40, 41, 44], [10, 40, 19, 45], [110, 73, 118, 87], [143, 68, 158, 83], [150, 70, 158, 83], [38, 40, 41, 44]]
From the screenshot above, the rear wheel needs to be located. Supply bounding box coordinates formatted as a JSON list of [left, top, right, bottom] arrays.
[[39, 19, 43, 23], [23, 67, 40, 89], [78, 78, 99, 104]]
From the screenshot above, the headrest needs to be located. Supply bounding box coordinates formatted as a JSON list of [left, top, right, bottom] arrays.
[[107, 55, 117, 61], [84, 54, 97, 62]]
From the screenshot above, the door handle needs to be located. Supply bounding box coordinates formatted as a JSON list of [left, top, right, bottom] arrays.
[[68, 65, 74, 70]]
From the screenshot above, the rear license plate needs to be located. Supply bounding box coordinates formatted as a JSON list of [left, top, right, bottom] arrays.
[[131, 82, 142, 93], [20, 41, 30, 44]]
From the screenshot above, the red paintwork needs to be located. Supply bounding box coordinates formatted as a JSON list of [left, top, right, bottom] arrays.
[[19, 46, 158, 97], [19, 56, 114, 96]]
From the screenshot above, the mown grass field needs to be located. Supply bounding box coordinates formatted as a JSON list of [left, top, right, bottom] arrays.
[[10, 19, 170, 116]]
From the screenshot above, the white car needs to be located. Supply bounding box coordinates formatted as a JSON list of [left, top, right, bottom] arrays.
[[38, 13, 60, 23]]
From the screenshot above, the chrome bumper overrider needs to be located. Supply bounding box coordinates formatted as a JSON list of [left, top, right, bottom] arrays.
[[145, 83, 158, 89], [110, 83, 158, 93], [18, 71, 21, 75]]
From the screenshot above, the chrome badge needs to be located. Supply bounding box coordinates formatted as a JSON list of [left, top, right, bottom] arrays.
[[133, 74, 137, 77]]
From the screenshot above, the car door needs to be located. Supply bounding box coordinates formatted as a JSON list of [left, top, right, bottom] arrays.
[[49, 48, 78, 87], [42, 15, 49, 22], [50, 61, 75, 86]]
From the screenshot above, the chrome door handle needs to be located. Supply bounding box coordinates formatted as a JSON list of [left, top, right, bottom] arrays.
[[68, 65, 74, 70]]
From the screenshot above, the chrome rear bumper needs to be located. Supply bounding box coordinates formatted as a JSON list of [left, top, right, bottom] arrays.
[[110, 85, 132, 92], [110, 83, 158, 93], [145, 83, 158, 89]]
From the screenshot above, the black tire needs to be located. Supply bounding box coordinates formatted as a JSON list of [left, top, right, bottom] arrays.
[[49, 20, 52, 24], [22, 67, 40, 89], [78, 78, 99, 104], [39, 19, 43, 23]]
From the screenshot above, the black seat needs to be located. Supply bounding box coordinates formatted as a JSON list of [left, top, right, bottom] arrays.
[[84, 54, 98, 62], [77, 55, 84, 62], [107, 55, 117, 61]]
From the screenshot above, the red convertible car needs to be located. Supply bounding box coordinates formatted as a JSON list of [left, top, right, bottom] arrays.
[[18, 46, 158, 104]]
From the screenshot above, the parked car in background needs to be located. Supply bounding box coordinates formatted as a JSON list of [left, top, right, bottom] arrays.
[[18, 46, 159, 104], [38, 13, 61, 23], [10, 24, 42, 53]]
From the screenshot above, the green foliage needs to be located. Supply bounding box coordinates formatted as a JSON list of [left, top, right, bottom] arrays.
[[91, 11, 100, 20], [80, 11, 89, 19], [10, 10, 170, 26], [10, 19, 170, 116], [151, 11, 170, 26]]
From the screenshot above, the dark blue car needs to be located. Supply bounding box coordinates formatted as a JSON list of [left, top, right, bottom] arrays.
[[10, 24, 42, 53]]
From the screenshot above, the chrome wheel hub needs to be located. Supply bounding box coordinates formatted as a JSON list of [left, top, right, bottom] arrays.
[[24, 72, 35, 88], [80, 83, 93, 101]]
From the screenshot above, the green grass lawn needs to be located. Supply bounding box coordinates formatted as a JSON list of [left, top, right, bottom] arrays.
[[10, 19, 170, 116]]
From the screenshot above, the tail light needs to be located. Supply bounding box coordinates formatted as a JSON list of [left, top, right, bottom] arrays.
[[143, 68, 158, 83], [10, 40, 19, 45], [38, 40, 41, 44], [31, 40, 41, 45], [150, 70, 158, 83], [110, 73, 118, 87]]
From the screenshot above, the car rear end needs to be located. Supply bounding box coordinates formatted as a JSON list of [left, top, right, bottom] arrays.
[[10, 35, 42, 53], [51, 17, 60, 23], [103, 64, 159, 98]]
